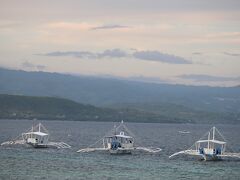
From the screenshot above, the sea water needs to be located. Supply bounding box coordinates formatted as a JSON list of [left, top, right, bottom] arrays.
[[0, 120, 239, 180]]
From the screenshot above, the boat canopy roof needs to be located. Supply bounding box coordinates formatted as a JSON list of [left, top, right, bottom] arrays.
[[23, 131, 48, 136], [105, 134, 133, 139], [196, 139, 226, 145], [116, 134, 133, 139]]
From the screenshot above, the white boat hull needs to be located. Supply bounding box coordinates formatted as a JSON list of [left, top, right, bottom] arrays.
[[109, 148, 132, 154], [27, 142, 48, 148], [202, 154, 221, 161]]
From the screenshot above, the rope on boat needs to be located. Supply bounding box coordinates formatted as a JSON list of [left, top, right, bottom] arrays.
[[188, 128, 211, 150], [117, 122, 161, 152], [214, 127, 235, 153], [117, 122, 137, 143], [4, 123, 50, 144], [169, 126, 240, 159], [187, 127, 228, 151], [1, 125, 33, 146], [1, 122, 70, 149], [77, 121, 162, 153], [77, 123, 120, 152]]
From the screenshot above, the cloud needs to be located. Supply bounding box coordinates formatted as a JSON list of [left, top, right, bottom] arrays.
[[22, 61, 35, 68], [38, 49, 191, 64], [91, 25, 129, 30], [40, 51, 96, 58], [133, 50, 192, 64], [44, 22, 130, 32], [223, 52, 240, 57], [39, 49, 127, 59], [178, 74, 240, 82], [22, 61, 46, 71], [98, 49, 128, 58], [36, 65, 46, 71]]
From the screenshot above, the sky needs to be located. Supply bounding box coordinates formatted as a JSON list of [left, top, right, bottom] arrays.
[[0, 0, 240, 86]]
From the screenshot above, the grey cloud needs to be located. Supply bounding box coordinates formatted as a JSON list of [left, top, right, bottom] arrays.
[[98, 49, 128, 58], [22, 61, 35, 68], [91, 25, 129, 30], [223, 52, 240, 57], [40, 51, 96, 58], [39, 49, 127, 59], [133, 51, 192, 64], [178, 74, 240, 82], [38, 49, 191, 64], [22, 61, 46, 71], [36, 65, 46, 71]]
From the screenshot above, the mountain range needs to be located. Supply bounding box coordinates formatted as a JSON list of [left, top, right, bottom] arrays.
[[0, 68, 239, 123]]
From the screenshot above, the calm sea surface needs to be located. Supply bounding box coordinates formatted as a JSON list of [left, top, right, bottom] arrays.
[[0, 120, 239, 180]]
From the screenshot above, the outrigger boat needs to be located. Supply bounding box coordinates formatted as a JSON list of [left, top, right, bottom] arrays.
[[1, 123, 71, 149], [22, 123, 49, 148], [77, 121, 161, 154], [169, 126, 240, 161], [105, 131, 134, 154]]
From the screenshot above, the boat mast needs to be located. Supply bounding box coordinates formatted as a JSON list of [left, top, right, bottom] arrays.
[[213, 127, 215, 140], [31, 124, 34, 138], [39, 123, 41, 132], [208, 132, 210, 149], [114, 125, 116, 135]]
